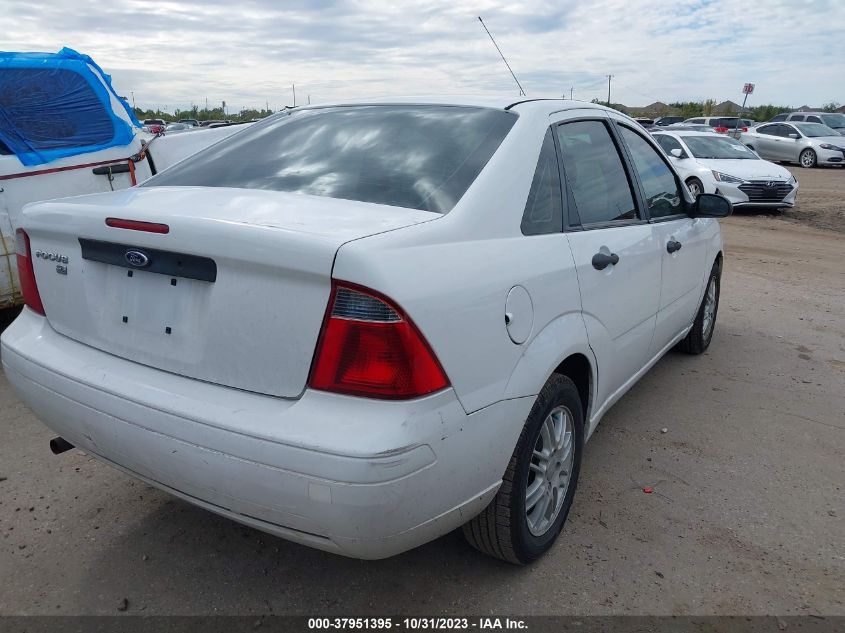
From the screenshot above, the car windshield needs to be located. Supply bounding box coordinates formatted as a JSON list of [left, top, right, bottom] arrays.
[[683, 135, 758, 159], [144, 105, 517, 213], [820, 114, 845, 129], [794, 123, 839, 137]]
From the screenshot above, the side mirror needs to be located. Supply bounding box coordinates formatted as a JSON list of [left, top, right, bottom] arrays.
[[670, 148, 683, 158], [692, 193, 732, 218], [788, 133, 800, 139]]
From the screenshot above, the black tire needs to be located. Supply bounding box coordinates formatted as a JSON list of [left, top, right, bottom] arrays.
[[686, 177, 704, 197], [462, 374, 584, 564], [678, 260, 721, 354], [799, 148, 817, 169]]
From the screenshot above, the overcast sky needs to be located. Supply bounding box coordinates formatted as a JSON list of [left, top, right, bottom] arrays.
[[3, 0, 843, 113]]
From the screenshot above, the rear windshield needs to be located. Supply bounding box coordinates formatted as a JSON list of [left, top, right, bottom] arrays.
[[711, 118, 741, 128], [820, 113, 845, 129], [794, 122, 838, 137], [145, 105, 518, 213], [0, 67, 115, 150]]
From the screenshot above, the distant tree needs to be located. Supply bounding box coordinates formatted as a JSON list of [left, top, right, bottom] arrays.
[[822, 102, 841, 113]]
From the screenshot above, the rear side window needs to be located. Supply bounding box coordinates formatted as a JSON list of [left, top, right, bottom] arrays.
[[556, 120, 637, 226], [770, 114, 787, 122], [619, 126, 684, 219], [790, 115, 805, 122], [521, 129, 563, 235], [145, 105, 517, 213]]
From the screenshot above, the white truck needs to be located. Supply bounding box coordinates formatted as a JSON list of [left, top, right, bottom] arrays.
[[0, 48, 247, 308]]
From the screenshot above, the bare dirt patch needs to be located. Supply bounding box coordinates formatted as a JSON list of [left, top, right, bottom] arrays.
[[746, 166, 845, 233]]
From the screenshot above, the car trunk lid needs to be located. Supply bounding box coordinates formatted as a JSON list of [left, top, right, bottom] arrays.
[[22, 186, 437, 397]]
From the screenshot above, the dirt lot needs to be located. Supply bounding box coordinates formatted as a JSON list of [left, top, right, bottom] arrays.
[[775, 166, 844, 233], [0, 172, 843, 616]]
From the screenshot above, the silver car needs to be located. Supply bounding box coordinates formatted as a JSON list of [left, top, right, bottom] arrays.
[[741, 122, 845, 168], [769, 112, 845, 136]]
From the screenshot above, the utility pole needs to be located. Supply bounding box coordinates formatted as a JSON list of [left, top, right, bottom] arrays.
[[307, 94, 311, 105], [292, 84, 296, 107], [570, 86, 574, 100], [205, 98, 208, 112], [131, 91, 136, 109], [606, 75, 613, 106]]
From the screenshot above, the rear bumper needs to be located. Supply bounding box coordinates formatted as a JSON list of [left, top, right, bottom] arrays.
[[1, 309, 531, 559]]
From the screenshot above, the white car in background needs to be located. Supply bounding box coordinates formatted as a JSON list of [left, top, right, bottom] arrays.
[[653, 131, 798, 208], [2, 99, 731, 563]]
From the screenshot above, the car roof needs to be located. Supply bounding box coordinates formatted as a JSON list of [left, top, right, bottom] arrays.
[[654, 130, 731, 137], [290, 96, 618, 116]]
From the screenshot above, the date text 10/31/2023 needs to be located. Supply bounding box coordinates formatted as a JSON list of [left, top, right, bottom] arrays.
[[307, 617, 528, 630]]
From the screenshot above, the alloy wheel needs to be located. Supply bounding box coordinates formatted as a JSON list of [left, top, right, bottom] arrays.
[[525, 406, 574, 536]]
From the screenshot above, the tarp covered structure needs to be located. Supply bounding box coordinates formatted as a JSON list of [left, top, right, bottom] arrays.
[[0, 47, 139, 166]]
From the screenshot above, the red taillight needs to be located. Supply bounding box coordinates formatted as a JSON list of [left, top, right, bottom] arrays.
[[741, 127, 748, 132], [106, 217, 170, 233], [15, 229, 45, 316], [714, 127, 729, 133], [309, 282, 449, 399]]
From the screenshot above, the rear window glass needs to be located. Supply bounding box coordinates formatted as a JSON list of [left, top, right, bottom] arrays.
[[146, 105, 518, 213], [712, 118, 740, 128], [0, 68, 115, 151]]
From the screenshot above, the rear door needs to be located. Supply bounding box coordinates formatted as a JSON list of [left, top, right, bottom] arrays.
[[554, 116, 661, 409], [752, 124, 782, 160], [767, 124, 799, 160], [615, 123, 708, 354]]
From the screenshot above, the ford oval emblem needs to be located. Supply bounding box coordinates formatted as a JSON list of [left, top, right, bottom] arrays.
[[125, 250, 150, 268]]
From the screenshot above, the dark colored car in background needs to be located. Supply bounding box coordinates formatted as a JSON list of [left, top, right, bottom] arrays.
[[655, 116, 684, 126]]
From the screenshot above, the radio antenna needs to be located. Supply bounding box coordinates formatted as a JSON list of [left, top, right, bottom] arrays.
[[478, 16, 525, 96]]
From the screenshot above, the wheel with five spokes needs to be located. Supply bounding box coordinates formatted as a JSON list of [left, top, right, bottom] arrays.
[[462, 373, 584, 564], [799, 148, 817, 169]]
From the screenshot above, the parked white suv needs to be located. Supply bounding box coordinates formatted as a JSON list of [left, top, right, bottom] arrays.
[[1, 99, 731, 563]]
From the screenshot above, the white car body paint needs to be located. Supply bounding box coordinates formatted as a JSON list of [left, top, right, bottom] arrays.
[[2, 99, 725, 558]]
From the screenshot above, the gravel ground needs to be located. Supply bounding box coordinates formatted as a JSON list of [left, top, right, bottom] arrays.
[[0, 173, 843, 616]]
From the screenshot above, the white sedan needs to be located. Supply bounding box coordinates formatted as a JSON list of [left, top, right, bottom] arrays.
[[653, 130, 798, 208], [2, 98, 731, 563]]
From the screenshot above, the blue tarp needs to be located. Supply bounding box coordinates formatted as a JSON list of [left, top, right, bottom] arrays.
[[0, 48, 140, 166]]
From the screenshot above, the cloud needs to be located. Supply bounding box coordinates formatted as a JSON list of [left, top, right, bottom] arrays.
[[2, 0, 843, 112]]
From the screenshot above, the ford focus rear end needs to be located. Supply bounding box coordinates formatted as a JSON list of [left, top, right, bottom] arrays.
[[1, 103, 526, 559]]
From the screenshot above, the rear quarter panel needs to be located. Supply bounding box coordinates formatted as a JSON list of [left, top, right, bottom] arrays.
[[334, 229, 588, 415]]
